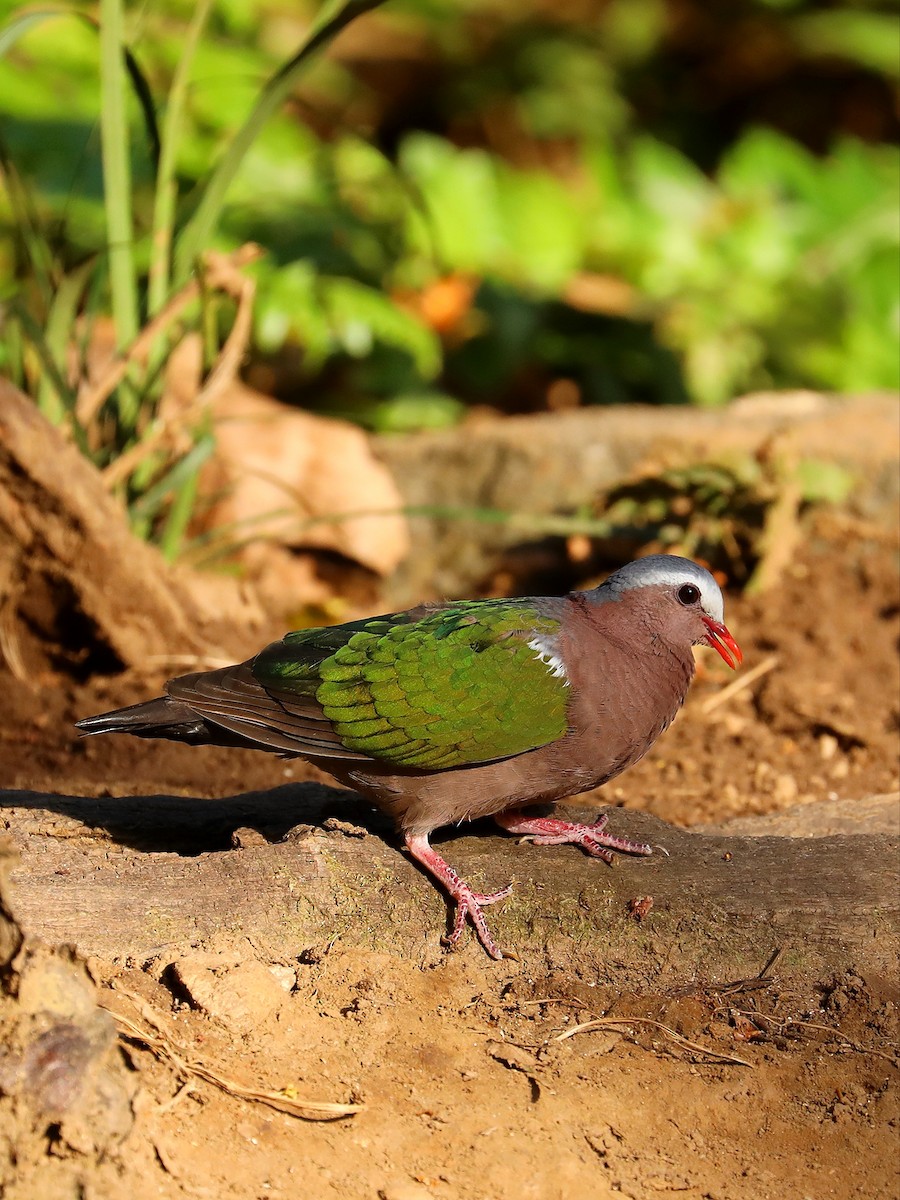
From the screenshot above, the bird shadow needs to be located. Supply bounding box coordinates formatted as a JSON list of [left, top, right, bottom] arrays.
[[0, 781, 397, 856], [0, 782, 510, 860]]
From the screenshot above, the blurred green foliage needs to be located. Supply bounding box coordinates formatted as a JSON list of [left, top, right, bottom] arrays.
[[0, 0, 898, 446]]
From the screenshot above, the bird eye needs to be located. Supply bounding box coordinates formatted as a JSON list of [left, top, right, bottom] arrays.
[[678, 583, 701, 605]]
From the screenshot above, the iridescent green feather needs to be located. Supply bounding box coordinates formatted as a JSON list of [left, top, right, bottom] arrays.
[[253, 601, 569, 769]]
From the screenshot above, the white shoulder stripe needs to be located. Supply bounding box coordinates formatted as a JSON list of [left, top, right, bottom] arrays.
[[527, 635, 569, 682]]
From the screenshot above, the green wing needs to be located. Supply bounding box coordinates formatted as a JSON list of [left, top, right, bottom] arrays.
[[253, 600, 569, 770]]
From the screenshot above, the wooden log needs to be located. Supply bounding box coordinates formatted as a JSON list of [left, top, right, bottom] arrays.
[[1, 784, 896, 988]]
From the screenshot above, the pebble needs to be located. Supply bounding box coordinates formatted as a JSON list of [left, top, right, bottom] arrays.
[[378, 1182, 435, 1200]]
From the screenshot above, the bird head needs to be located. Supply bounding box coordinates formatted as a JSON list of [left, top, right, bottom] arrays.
[[596, 555, 743, 669]]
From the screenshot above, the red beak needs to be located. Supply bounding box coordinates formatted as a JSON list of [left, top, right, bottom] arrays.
[[701, 615, 743, 670]]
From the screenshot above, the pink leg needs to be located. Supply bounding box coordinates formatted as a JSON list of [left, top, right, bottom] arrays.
[[404, 832, 513, 960], [494, 810, 652, 865]]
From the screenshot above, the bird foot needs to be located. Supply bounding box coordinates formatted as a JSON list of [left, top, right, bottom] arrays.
[[404, 833, 513, 960], [494, 811, 652, 864], [443, 881, 513, 960]]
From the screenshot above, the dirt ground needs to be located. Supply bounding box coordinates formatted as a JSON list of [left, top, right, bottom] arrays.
[[1, 517, 898, 1200]]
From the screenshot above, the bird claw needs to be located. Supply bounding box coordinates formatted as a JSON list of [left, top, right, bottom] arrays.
[[469, 885, 514, 907], [443, 882, 514, 960], [496, 811, 653, 863]]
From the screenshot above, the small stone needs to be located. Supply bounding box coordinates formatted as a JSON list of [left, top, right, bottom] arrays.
[[772, 774, 798, 804], [754, 761, 773, 785], [378, 1181, 434, 1200], [818, 733, 839, 761], [721, 782, 739, 805], [268, 964, 297, 992], [322, 817, 368, 838]]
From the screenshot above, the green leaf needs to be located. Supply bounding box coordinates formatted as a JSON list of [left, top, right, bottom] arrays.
[[363, 391, 464, 433], [400, 135, 506, 273], [498, 169, 587, 291], [795, 460, 855, 506], [0, 8, 60, 59]]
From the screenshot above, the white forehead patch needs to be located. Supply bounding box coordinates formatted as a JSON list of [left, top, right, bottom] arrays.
[[527, 635, 569, 682], [599, 554, 725, 622]]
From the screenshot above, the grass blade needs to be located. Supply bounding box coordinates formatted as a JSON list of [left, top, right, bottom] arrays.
[[0, 7, 60, 58], [121, 33, 160, 168], [0, 131, 58, 309], [7, 299, 87, 452], [98, 0, 139, 358], [173, 0, 387, 283], [148, 0, 214, 316], [0, 310, 25, 391], [129, 433, 216, 526], [159, 458, 202, 561], [37, 258, 96, 425]]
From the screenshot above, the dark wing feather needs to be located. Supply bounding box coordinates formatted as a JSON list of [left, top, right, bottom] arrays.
[[163, 612, 428, 759], [166, 657, 369, 760]]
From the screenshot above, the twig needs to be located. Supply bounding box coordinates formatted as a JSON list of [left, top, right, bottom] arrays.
[[757, 946, 784, 979], [779, 1020, 898, 1065], [100, 248, 261, 489], [101, 998, 361, 1120], [701, 655, 779, 715], [77, 244, 261, 428], [715, 947, 784, 996], [199, 250, 257, 398], [518, 998, 584, 1008], [77, 278, 201, 427], [555, 1015, 753, 1067], [155, 1079, 198, 1115]]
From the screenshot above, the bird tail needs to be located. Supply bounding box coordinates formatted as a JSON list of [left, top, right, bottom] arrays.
[[75, 696, 245, 747]]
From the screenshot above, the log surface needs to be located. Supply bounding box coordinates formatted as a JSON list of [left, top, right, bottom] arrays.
[[2, 784, 896, 986]]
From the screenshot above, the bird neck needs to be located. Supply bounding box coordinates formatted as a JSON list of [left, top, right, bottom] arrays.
[[570, 589, 697, 677]]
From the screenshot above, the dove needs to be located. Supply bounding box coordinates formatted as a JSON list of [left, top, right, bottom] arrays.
[[77, 555, 741, 959]]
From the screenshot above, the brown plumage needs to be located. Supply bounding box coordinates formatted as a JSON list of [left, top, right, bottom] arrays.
[[77, 555, 741, 958]]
